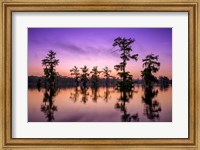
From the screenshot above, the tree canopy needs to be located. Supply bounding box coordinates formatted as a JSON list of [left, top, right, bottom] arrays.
[[141, 54, 160, 87], [41, 50, 59, 86]]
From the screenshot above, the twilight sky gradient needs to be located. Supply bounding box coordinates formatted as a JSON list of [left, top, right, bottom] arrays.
[[28, 28, 172, 79]]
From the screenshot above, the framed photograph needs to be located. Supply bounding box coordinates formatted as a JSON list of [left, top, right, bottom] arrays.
[[0, 0, 199, 149]]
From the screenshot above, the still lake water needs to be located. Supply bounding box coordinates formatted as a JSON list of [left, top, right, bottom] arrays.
[[28, 85, 172, 122]]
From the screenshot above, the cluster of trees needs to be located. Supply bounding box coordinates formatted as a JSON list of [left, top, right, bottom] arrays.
[[36, 37, 171, 122], [70, 65, 112, 88], [111, 37, 163, 122], [37, 37, 171, 90], [38, 50, 114, 89]]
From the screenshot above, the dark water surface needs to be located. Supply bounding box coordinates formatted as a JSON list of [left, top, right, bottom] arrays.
[[28, 85, 172, 122]]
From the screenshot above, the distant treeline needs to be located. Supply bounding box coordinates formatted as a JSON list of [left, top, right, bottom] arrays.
[[28, 75, 172, 88], [28, 76, 117, 88]]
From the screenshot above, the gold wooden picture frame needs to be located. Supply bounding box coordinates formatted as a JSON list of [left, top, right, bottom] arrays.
[[0, 0, 199, 149]]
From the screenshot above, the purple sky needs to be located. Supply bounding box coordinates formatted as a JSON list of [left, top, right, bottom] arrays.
[[28, 28, 172, 79]]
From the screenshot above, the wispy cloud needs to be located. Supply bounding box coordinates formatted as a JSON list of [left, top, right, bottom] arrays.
[[56, 42, 86, 54]]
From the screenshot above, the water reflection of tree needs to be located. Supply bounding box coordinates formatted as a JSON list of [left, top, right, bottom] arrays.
[[37, 79, 41, 92], [115, 89, 139, 122], [80, 87, 89, 104], [159, 84, 170, 92], [103, 86, 111, 102], [142, 86, 161, 121], [70, 87, 89, 104], [69, 86, 113, 103], [91, 87, 101, 102], [69, 87, 80, 102], [40, 87, 58, 122]]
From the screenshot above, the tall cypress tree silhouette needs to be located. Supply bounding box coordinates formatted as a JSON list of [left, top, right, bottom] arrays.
[[141, 54, 160, 87], [42, 50, 59, 88], [102, 66, 111, 86], [113, 37, 138, 90], [80, 65, 90, 88], [70, 66, 80, 87], [90, 66, 101, 88]]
